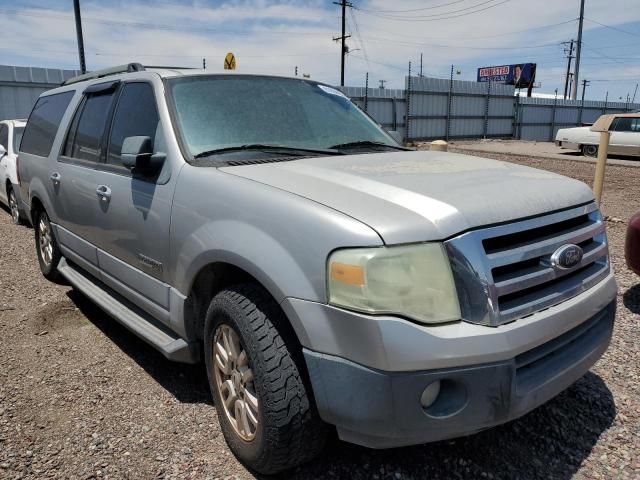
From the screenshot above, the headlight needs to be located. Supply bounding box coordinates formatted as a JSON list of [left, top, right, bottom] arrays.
[[327, 243, 460, 324]]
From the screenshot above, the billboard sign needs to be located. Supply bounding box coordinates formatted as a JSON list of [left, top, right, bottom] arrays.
[[477, 63, 536, 88]]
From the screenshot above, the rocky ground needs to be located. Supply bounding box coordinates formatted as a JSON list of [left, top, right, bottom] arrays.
[[0, 152, 639, 479]]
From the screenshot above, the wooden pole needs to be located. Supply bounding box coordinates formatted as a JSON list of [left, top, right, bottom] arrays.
[[593, 131, 610, 205]]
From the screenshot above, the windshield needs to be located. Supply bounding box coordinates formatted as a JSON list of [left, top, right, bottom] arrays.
[[14, 126, 24, 152], [167, 75, 398, 159]]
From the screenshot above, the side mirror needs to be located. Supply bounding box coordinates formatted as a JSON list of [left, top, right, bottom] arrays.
[[0, 144, 6, 158], [121, 136, 165, 174]]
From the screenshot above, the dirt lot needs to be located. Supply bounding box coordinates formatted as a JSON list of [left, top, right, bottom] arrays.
[[1, 152, 639, 479]]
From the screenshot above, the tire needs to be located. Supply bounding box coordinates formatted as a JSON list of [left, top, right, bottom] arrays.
[[204, 284, 327, 474], [34, 208, 61, 281], [7, 186, 21, 225], [582, 144, 598, 157]]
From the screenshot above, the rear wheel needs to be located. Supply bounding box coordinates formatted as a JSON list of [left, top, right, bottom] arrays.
[[582, 144, 598, 157], [204, 284, 327, 474], [35, 209, 61, 281], [7, 187, 20, 225]]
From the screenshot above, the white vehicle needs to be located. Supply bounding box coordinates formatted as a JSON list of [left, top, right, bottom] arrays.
[[0, 119, 27, 223], [555, 116, 640, 158]]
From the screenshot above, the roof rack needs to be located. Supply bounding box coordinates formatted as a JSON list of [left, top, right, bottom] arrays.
[[62, 63, 145, 86]]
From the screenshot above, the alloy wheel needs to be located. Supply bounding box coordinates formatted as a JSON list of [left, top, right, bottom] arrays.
[[213, 324, 260, 441], [9, 191, 19, 224], [38, 215, 53, 266]]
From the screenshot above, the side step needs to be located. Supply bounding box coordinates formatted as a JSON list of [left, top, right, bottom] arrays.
[[57, 258, 200, 364]]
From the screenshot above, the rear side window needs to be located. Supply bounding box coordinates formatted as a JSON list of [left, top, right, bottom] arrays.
[[0, 125, 7, 151], [21, 91, 74, 157], [64, 91, 116, 162], [107, 83, 159, 166]]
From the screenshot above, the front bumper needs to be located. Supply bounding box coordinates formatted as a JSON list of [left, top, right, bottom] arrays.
[[304, 300, 615, 448]]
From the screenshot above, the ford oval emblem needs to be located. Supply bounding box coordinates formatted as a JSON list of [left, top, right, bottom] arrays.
[[550, 244, 583, 270]]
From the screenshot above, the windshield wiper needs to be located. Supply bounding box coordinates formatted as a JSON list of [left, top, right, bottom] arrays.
[[194, 144, 342, 159], [329, 140, 409, 151]]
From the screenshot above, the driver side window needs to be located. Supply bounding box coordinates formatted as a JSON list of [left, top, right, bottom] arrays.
[[107, 83, 160, 167]]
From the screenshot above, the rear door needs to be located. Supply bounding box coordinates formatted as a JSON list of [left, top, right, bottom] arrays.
[[53, 81, 118, 275], [609, 117, 640, 156], [91, 81, 175, 321]]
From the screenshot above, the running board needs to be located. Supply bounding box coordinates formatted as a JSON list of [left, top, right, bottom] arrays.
[[57, 258, 200, 364]]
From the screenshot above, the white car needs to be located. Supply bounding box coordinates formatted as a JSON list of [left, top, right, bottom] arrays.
[[555, 116, 640, 158], [0, 119, 27, 223]]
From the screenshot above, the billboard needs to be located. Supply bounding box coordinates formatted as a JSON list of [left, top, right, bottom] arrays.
[[477, 63, 537, 88]]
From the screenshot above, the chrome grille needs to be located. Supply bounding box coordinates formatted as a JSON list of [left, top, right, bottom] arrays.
[[445, 203, 610, 326]]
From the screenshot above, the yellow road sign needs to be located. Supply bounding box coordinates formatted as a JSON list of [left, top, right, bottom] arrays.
[[224, 52, 236, 70]]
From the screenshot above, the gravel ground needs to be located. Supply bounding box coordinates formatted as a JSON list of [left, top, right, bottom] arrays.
[[1, 152, 639, 479]]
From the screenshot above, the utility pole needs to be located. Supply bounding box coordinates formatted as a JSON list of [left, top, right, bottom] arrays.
[[419, 53, 423, 77], [73, 0, 87, 74], [333, 0, 352, 86], [581, 79, 590, 103], [295, 66, 298, 76], [572, 0, 585, 100], [632, 83, 639, 104], [379, 79, 386, 89], [562, 40, 574, 100], [202, 58, 206, 69]]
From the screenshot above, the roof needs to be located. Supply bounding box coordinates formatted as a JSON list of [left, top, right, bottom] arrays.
[[591, 112, 640, 132]]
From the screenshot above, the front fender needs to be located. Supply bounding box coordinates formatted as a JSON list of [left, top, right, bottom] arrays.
[[169, 166, 382, 304]]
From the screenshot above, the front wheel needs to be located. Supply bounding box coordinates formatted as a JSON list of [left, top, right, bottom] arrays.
[[35, 208, 61, 281], [204, 284, 327, 474], [582, 144, 598, 157]]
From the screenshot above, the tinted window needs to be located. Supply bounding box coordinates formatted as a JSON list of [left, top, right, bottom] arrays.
[[65, 91, 115, 162], [21, 91, 74, 157], [13, 127, 24, 152], [107, 83, 159, 166], [0, 126, 7, 152], [614, 118, 640, 132]]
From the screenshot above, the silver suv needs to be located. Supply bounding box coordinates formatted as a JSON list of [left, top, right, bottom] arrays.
[[18, 64, 617, 474]]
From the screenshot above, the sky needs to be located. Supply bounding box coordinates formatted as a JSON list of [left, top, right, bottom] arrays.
[[1, 0, 639, 102]]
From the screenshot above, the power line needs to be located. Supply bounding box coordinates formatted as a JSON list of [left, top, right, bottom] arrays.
[[584, 18, 640, 39], [359, 35, 563, 50], [356, 0, 511, 22], [348, 8, 369, 70], [356, 0, 468, 14]]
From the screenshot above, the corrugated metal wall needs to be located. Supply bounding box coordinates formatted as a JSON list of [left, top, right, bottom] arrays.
[[344, 76, 640, 143], [0, 65, 79, 120]]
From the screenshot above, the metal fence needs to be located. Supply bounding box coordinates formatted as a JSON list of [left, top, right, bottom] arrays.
[[0, 65, 79, 120], [514, 97, 637, 141], [344, 76, 640, 143]]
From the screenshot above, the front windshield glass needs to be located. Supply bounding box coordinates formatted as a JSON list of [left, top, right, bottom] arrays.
[[167, 75, 397, 158], [14, 127, 24, 152]]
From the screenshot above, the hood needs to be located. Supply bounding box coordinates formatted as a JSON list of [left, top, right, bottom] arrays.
[[221, 150, 595, 244]]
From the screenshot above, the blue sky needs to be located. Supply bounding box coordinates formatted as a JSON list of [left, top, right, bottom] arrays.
[[1, 0, 639, 101]]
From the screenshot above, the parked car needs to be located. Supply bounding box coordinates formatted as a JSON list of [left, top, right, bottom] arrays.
[[0, 119, 27, 223], [626, 211, 640, 275], [555, 115, 640, 157], [18, 64, 617, 474]]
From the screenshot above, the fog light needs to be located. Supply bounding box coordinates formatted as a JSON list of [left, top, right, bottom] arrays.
[[420, 381, 441, 408]]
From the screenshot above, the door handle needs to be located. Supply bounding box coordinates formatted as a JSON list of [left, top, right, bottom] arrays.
[[96, 185, 112, 202], [50, 172, 61, 184]]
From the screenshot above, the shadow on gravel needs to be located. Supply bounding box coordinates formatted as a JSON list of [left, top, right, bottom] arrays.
[[67, 289, 212, 406], [281, 374, 615, 480], [623, 284, 640, 314], [65, 289, 616, 480]]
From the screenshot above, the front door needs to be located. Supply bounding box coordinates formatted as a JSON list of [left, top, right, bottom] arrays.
[[91, 82, 175, 320]]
